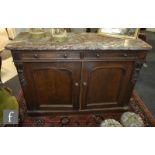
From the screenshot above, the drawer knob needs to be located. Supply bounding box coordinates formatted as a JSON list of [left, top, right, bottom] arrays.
[[96, 53, 100, 57], [64, 53, 68, 58], [75, 82, 79, 86], [83, 82, 87, 86], [33, 54, 38, 58], [123, 53, 128, 57]]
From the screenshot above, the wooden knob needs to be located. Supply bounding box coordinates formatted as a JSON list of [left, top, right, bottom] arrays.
[[96, 53, 100, 57], [64, 53, 68, 58], [33, 54, 38, 58], [123, 53, 128, 57], [83, 82, 87, 86], [75, 82, 79, 86]]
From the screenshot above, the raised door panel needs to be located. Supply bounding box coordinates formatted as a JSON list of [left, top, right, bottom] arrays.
[[81, 61, 134, 109], [23, 62, 81, 111]]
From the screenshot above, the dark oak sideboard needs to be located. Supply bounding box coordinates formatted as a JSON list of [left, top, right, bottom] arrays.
[[6, 33, 152, 116]]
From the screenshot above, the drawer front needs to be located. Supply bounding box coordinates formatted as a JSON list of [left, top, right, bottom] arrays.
[[21, 51, 80, 60], [84, 51, 145, 60], [12, 50, 146, 62]]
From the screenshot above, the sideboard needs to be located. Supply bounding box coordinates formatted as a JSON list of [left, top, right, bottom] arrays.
[[6, 32, 152, 116]]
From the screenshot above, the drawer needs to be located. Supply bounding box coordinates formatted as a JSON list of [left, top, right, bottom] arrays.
[[84, 51, 144, 59], [22, 51, 80, 60]]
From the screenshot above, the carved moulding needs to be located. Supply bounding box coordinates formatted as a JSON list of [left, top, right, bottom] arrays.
[[14, 62, 26, 87], [131, 60, 145, 84]]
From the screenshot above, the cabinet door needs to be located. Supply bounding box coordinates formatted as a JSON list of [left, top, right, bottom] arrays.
[[81, 61, 134, 109], [23, 62, 81, 111]]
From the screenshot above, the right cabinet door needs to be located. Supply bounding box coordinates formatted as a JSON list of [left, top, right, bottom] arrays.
[[81, 61, 135, 109]]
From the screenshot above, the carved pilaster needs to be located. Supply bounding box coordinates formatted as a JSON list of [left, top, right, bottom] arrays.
[[131, 60, 144, 84], [14, 62, 26, 86]]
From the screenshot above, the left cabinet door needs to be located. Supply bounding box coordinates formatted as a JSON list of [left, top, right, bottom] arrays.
[[23, 62, 81, 112]]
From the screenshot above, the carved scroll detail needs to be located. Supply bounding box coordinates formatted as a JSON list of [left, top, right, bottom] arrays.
[[131, 60, 144, 84], [14, 62, 26, 86]]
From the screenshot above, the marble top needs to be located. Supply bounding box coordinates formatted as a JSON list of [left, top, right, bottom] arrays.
[[5, 32, 152, 51]]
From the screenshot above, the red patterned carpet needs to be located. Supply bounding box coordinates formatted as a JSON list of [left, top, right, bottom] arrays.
[[17, 90, 155, 127]]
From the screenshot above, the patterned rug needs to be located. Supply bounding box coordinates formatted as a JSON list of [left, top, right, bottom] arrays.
[[17, 90, 155, 127]]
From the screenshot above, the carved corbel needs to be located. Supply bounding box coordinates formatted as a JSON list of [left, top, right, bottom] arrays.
[[131, 60, 144, 84], [14, 62, 26, 86]]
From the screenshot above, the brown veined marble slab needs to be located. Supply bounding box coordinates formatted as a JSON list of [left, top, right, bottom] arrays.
[[5, 32, 152, 51]]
